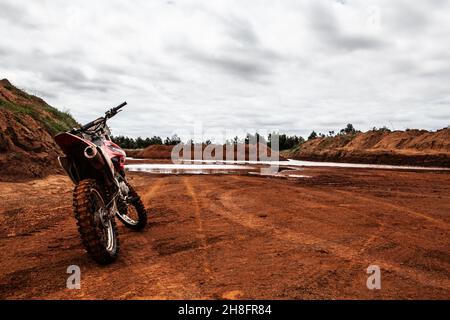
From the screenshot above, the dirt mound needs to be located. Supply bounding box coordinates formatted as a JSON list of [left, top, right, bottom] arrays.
[[0, 79, 78, 181], [137, 143, 285, 161], [284, 128, 450, 167], [124, 149, 143, 158], [137, 145, 173, 159]]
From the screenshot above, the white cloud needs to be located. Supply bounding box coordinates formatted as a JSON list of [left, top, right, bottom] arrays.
[[1, 0, 449, 138]]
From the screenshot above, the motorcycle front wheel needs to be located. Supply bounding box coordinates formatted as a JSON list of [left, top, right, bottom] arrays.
[[116, 181, 147, 231], [73, 179, 120, 264]]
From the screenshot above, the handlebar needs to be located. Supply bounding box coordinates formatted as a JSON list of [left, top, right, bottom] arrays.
[[72, 101, 127, 134], [113, 101, 127, 112], [106, 101, 127, 119], [77, 117, 104, 132]]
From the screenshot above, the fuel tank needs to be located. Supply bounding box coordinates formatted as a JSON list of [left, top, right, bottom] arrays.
[[104, 140, 127, 171]]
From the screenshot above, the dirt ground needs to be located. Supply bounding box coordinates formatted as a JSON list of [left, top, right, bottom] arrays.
[[0, 167, 449, 299]]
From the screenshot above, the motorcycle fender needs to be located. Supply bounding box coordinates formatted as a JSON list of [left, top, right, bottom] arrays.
[[58, 156, 78, 184]]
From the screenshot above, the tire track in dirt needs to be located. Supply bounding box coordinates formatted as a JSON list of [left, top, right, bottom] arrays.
[[182, 178, 212, 278], [141, 178, 164, 207], [333, 189, 450, 228], [120, 177, 202, 299], [241, 180, 449, 290], [253, 177, 448, 249], [130, 176, 212, 298], [56, 176, 206, 299], [226, 175, 387, 236], [206, 179, 450, 291], [255, 181, 388, 259], [277, 177, 446, 228], [194, 176, 339, 291], [326, 188, 450, 286]]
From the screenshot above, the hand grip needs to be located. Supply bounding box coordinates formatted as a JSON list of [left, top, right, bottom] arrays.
[[113, 101, 127, 112]]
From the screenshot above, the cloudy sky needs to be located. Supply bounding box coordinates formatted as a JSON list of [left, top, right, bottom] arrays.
[[1, 0, 449, 140]]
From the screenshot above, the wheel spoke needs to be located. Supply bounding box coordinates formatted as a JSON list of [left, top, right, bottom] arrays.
[[89, 189, 115, 252]]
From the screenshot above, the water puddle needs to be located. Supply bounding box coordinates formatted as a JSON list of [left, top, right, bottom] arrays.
[[286, 174, 312, 178], [126, 157, 147, 161], [125, 159, 449, 176], [186, 159, 449, 171], [126, 163, 255, 175]]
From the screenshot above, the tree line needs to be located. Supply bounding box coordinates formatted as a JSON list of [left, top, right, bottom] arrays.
[[112, 124, 373, 150], [112, 133, 305, 151], [111, 134, 181, 149]]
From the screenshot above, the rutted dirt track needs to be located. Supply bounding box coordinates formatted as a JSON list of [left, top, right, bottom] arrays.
[[0, 168, 449, 299]]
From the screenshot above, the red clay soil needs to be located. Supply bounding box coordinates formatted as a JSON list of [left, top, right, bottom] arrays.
[[0, 79, 77, 181], [284, 129, 450, 167], [137, 145, 174, 159], [0, 168, 449, 299], [0, 109, 63, 181], [124, 149, 143, 158]]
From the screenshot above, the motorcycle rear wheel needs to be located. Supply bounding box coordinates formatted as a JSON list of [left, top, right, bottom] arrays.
[[73, 179, 120, 264]]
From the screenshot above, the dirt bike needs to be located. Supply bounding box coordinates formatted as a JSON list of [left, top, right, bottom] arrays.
[[54, 102, 147, 264]]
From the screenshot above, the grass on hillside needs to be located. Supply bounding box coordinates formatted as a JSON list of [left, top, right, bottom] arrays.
[[0, 86, 78, 135]]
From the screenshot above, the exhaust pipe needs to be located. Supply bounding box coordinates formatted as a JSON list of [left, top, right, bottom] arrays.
[[84, 146, 97, 159]]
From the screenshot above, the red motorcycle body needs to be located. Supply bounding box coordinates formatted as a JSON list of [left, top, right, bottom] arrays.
[[54, 132, 126, 185], [104, 140, 126, 171]]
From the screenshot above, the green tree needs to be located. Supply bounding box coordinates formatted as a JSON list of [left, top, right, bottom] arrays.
[[340, 123, 357, 135], [308, 131, 318, 140], [149, 136, 163, 145], [164, 134, 181, 146]]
